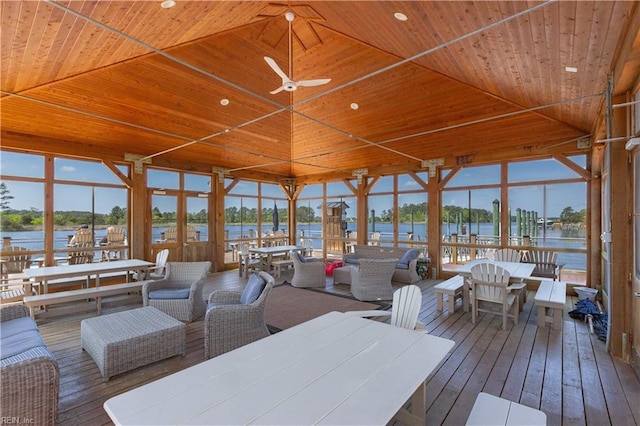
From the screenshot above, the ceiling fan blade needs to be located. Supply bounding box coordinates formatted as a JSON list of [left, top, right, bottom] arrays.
[[264, 56, 291, 82], [297, 78, 331, 87], [270, 86, 286, 95]]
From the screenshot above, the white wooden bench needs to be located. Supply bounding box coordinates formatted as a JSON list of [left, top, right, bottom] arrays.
[[534, 280, 566, 330], [466, 392, 547, 425], [271, 259, 293, 278], [24, 281, 149, 318], [434, 275, 465, 313]]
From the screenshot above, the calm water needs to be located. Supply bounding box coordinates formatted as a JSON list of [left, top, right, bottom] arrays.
[[1, 222, 586, 270]]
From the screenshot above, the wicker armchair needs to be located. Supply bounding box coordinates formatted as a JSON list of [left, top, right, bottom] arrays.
[[204, 271, 274, 359], [350, 258, 398, 301], [290, 250, 326, 288], [142, 261, 211, 322], [1, 305, 59, 425]]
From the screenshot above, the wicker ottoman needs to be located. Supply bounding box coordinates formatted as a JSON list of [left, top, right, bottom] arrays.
[[81, 306, 186, 381], [333, 265, 353, 285]]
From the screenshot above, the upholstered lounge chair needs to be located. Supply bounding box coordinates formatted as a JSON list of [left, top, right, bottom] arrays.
[[350, 258, 398, 301], [204, 271, 274, 359], [290, 250, 325, 288], [142, 261, 211, 322]]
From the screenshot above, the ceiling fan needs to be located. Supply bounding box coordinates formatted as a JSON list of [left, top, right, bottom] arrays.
[[264, 12, 331, 94]]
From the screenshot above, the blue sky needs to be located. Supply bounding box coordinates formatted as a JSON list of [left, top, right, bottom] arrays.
[[1, 151, 587, 218]]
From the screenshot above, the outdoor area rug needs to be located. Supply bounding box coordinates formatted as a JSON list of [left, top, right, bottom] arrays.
[[265, 284, 390, 332]]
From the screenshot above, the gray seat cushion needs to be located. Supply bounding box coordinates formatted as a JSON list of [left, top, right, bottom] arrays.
[[1, 330, 45, 360], [0, 316, 38, 338], [240, 274, 266, 305], [148, 288, 191, 299]]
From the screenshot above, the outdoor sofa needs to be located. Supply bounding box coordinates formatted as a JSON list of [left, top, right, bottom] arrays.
[[0, 304, 59, 425], [342, 244, 424, 284]]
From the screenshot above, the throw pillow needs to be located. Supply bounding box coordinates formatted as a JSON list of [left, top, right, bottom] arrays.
[[240, 273, 266, 304], [397, 248, 420, 267], [294, 251, 307, 263]]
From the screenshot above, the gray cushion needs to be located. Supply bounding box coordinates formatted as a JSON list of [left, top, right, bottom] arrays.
[[240, 274, 266, 305], [344, 258, 359, 265], [395, 262, 410, 270], [1, 330, 45, 360], [0, 316, 38, 338], [148, 288, 190, 299], [397, 249, 420, 267]]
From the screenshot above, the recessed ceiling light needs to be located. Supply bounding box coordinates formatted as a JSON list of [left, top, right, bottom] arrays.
[[350, 103, 359, 110], [220, 98, 229, 106], [565, 66, 578, 73], [161, 0, 176, 9], [394, 12, 408, 21]]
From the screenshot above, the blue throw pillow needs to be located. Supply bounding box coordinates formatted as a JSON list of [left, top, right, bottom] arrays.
[[398, 249, 420, 267], [240, 274, 266, 304], [294, 251, 307, 263]]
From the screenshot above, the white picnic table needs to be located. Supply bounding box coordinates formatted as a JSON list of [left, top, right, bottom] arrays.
[[104, 311, 455, 425], [454, 260, 535, 312], [23, 259, 154, 294]]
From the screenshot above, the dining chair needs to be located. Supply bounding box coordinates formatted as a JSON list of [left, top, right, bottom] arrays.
[[238, 243, 261, 278], [469, 262, 519, 330], [347, 284, 424, 330], [493, 248, 522, 263]]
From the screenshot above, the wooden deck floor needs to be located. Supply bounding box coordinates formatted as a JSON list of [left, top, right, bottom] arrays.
[[32, 270, 640, 425]]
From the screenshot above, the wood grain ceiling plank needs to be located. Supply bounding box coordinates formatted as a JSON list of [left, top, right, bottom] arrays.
[[0, 1, 27, 92], [82, 1, 152, 73], [11, 2, 66, 91]]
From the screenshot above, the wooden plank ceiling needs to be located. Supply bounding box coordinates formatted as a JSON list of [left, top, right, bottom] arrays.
[[1, 1, 638, 182]]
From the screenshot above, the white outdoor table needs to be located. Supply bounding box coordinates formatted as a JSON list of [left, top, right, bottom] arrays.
[[454, 260, 535, 313], [249, 244, 303, 272], [23, 259, 154, 294], [104, 311, 455, 425]]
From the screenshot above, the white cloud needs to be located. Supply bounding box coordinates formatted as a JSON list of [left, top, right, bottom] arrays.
[[60, 166, 77, 172]]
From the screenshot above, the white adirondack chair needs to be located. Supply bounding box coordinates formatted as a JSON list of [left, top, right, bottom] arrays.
[[346, 284, 424, 330], [469, 262, 520, 330]]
